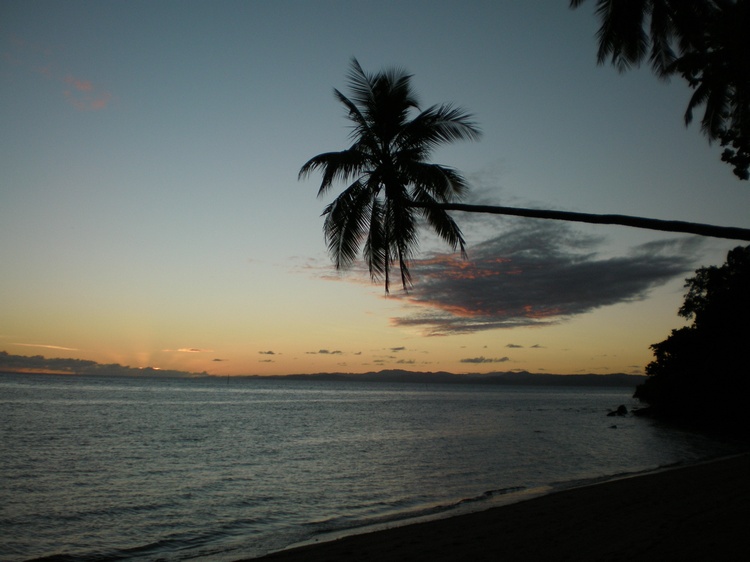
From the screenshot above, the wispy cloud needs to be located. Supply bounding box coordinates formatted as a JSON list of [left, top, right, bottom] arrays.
[[306, 349, 343, 355], [259, 350, 276, 355], [64, 74, 92, 92], [391, 222, 701, 336], [3, 35, 113, 111], [63, 75, 112, 111], [162, 348, 214, 353], [13, 343, 78, 351]]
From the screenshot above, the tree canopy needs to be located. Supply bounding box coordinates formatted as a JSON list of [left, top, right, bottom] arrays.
[[634, 245, 750, 431], [571, 0, 750, 180]]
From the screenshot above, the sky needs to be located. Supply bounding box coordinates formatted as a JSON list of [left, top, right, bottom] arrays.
[[2, 0, 749, 377]]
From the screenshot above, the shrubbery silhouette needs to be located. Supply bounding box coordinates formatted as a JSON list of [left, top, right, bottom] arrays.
[[635, 245, 750, 431]]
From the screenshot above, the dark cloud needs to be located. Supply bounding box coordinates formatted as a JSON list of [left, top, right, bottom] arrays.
[[258, 350, 275, 355], [390, 346, 406, 352], [307, 349, 343, 355], [392, 222, 701, 335], [212, 358, 225, 362], [506, 343, 523, 348], [460, 356, 510, 364]]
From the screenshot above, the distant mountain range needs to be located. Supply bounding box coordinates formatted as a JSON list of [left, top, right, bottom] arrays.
[[275, 369, 644, 388], [1, 351, 644, 388]]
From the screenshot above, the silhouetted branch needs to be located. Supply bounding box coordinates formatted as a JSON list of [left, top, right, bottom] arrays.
[[407, 202, 750, 241]]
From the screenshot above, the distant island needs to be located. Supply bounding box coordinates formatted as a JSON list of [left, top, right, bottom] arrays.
[[0, 351, 644, 388], [0, 350, 204, 379]]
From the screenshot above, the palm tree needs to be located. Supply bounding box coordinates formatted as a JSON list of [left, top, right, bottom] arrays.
[[301, 60, 750, 292], [299, 58, 481, 292], [570, 0, 750, 180], [568, 0, 712, 75]]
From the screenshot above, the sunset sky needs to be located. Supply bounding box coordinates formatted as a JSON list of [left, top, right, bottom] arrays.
[[2, 0, 749, 377]]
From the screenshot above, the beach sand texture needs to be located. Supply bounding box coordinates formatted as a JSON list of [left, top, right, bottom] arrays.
[[249, 453, 750, 561]]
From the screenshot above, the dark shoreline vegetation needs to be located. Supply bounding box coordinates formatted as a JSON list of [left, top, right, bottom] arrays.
[[0, 352, 643, 387], [632, 246, 750, 436]]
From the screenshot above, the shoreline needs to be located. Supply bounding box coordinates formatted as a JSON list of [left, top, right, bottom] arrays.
[[246, 452, 750, 561]]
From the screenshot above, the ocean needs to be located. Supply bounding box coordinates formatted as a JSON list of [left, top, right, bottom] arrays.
[[1, 373, 744, 561]]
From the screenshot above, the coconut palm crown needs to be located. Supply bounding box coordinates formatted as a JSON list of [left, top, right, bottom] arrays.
[[299, 59, 481, 292]]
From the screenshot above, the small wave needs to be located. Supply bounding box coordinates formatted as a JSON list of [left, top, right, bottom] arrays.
[[546, 453, 743, 495], [25, 525, 249, 562], [454, 486, 527, 506], [300, 485, 530, 543]]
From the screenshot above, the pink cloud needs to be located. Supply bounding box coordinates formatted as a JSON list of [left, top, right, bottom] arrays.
[[65, 74, 93, 92], [63, 84, 112, 111], [36, 63, 54, 77], [62, 74, 111, 111], [4, 35, 113, 111], [90, 91, 112, 110]]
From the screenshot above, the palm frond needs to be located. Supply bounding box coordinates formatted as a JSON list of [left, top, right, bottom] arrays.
[[345, 58, 377, 109], [398, 104, 481, 156], [406, 162, 470, 203], [386, 198, 419, 292], [412, 191, 467, 257], [322, 180, 372, 269], [333, 89, 375, 145], [299, 149, 368, 197], [593, 0, 650, 71], [648, 0, 677, 76], [363, 198, 386, 279]]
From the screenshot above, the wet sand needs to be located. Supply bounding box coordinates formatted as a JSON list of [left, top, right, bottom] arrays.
[[247, 453, 750, 561]]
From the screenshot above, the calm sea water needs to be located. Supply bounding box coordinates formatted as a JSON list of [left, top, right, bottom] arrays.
[[1, 373, 744, 561]]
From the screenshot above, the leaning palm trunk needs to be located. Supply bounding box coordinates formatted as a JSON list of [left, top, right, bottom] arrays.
[[406, 201, 750, 242]]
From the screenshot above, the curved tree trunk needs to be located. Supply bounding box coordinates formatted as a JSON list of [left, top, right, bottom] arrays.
[[407, 202, 750, 242]]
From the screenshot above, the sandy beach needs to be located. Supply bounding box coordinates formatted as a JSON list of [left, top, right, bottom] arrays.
[[248, 453, 750, 562]]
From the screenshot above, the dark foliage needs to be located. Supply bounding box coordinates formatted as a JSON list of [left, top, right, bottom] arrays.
[[634, 246, 750, 430], [571, 0, 750, 180]]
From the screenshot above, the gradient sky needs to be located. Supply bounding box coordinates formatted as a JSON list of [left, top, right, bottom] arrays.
[[2, 0, 749, 376]]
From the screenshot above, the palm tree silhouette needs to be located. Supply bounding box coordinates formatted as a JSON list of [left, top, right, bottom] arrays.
[[570, 0, 750, 180], [299, 58, 481, 292], [301, 59, 750, 291]]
